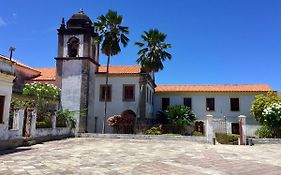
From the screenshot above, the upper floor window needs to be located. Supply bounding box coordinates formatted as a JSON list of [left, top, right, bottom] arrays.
[[100, 85, 112, 101], [123, 85, 135, 101], [206, 98, 215, 111], [162, 98, 170, 111], [67, 37, 79, 57], [0, 96, 5, 123], [230, 98, 240, 111], [184, 98, 192, 110]]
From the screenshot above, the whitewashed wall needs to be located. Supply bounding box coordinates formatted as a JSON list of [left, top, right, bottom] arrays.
[[87, 75, 140, 133], [0, 72, 15, 140]]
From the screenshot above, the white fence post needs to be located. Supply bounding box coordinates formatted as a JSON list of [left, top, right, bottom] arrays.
[[206, 114, 214, 144], [238, 115, 247, 145]]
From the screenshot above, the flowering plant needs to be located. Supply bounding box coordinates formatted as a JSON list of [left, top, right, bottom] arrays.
[[107, 111, 136, 134], [262, 103, 281, 128], [107, 115, 122, 127], [23, 82, 60, 99]]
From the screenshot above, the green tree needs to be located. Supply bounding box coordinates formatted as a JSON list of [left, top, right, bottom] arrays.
[[251, 92, 281, 125], [135, 29, 171, 122], [135, 29, 171, 72], [166, 105, 196, 134], [94, 10, 129, 133]]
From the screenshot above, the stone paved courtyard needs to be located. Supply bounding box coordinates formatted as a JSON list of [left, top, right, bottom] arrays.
[[1, 138, 281, 175]]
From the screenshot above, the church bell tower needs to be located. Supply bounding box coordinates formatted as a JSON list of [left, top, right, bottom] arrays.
[[55, 10, 99, 132]]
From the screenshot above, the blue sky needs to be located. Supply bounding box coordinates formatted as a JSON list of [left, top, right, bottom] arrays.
[[1, 0, 281, 92]]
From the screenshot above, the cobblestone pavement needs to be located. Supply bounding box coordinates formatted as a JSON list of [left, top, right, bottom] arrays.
[[1, 138, 281, 175]]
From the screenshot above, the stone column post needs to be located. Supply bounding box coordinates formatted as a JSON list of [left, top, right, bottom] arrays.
[[52, 114, 56, 129], [206, 114, 214, 144], [16, 109, 25, 137], [238, 115, 247, 145], [30, 109, 37, 137]]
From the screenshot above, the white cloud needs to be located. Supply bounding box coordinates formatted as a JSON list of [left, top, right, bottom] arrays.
[[0, 17, 7, 27]]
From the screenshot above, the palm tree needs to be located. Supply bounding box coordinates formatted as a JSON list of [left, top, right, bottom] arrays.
[[135, 29, 171, 122], [94, 10, 129, 133], [135, 29, 171, 72]]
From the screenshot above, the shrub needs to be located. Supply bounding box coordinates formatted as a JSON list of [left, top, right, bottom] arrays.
[[261, 103, 281, 128], [166, 105, 196, 134], [192, 131, 203, 137], [56, 109, 76, 128], [36, 114, 52, 128], [255, 125, 274, 138], [145, 127, 162, 135], [215, 133, 239, 145], [251, 92, 281, 126], [107, 112, 136, 134]]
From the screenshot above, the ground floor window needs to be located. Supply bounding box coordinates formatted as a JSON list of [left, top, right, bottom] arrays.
[[161, 98, 170, 111], [231, 123, 240, 135]]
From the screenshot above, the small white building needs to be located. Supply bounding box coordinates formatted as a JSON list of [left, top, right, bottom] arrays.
[[154, 84, 272, 136]]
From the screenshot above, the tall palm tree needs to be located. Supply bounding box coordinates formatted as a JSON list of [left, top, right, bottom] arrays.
[[135, 29, 171, 123], [135, 29, 171, 72], [94, 10, 129, 133]]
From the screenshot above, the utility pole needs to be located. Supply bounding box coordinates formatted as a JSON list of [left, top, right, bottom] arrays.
[[9, 47, 16, 61]]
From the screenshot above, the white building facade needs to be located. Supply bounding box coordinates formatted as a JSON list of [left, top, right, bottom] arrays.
[[154, 85, 272, 136]]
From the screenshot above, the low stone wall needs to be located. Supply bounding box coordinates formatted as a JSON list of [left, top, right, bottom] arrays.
[[32, 127, 74, 138], [0, 138, 24, 151], [252, 138, 281, 144], [77, 133, 207, 143]]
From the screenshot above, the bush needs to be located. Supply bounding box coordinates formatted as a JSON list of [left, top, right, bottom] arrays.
[[56, 109, 76, 128], [166, 105, 196, 134], [36, 115, 52, 128], [145, 127, 162, 135], [192, 131, 203, 136], [255, 125, 274, 138], [215, 133, 239, 145], [251, 92, 281, 126], [107, 111, 136, 134]]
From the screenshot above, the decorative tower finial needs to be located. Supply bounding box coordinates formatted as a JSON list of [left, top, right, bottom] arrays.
[[60, 17, 65, 29], [79, 8, 84, 14]]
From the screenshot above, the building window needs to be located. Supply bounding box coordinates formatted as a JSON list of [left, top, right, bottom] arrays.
[[0, 96, 5, 123], [123, 85, 135, 101], [162, 98, 170, 111], [206, 98, 215, 111], [67, 37, 79, 57], [230, 98, 240, 111], [231, 123, 240, 134], [100, 85, 112, 101], [184, 98, 192, 109]]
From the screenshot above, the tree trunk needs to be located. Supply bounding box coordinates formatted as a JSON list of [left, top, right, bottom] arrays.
[[102, 55, 111, 134]]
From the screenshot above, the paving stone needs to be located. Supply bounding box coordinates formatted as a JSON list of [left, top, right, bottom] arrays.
[[0, 138, 281, 174]]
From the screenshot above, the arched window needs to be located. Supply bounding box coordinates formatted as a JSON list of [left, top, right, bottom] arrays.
[[67, 37, 79, 57]]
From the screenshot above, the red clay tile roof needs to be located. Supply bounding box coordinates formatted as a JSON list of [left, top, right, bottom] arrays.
[[155, 84, 272, 93], [33, 68, 56, 81], [97, 65, 141, 74], [31, 65, 142, 81], [0, 54, 41, 73]]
